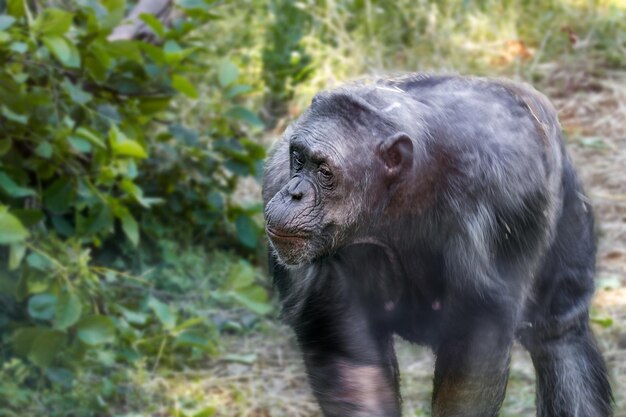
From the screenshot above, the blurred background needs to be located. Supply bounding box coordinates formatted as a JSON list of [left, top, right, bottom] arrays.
[[0, 0, 624, 416]]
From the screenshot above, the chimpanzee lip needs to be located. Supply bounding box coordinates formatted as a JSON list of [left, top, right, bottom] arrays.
[[266, 227, 310, 240]]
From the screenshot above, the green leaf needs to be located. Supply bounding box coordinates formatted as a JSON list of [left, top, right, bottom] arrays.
[[51, 215, 74, 236], [61, 78, 93, 105], [10, 41, 28, 53], [591, 317, 613, 328], [193, 407, 217, 417], [225, 84, 252, 99], [162, 40, 196, 65], [118, 208, 139, 246], [175, 329, 217, 354], [163, 39, 181, 62], [173, 317, 204, 332], [26, 252, 54, 271], [0, 15, 16, 31], [54, 292, 82, 330], [148, 297, 176, 330], [225, 260, 255, 290], [83, 203, 113, 235], [231, 291, 272, 315], [6, 0, 24, 18], [9, 243, 26, 270], [28, 294, 57, 320], [225, 106, 264, 128], [105, 39, 143, 64], [109, 126, 147, 158], [42, 36, 80, 68], [77, 315, 116, 346], [29, 329, 66, 367], [1, 105, 28, 124], [0, 207, 29, 244], [119, 307, 148, 325], [35, 142, 53, 159], [34, 9, 74, 36], [139, 13, 165, 37], [235, 215, 258, 248], [21, 270, 49, 296], [75, 127, 106, 149], [0, 138, 12, 156], [138, 97, 171, 115], [68, 136, 92, 153], [43, 178, 74, 213], [169, 123, 199, 145], [85, 41, 112, 81], [0, 172, 35, 197], [65, 43, 81, 69], [112, 140, 148, 158], [207, 191, 223, 210], [11, 327, 40, 356], [101, 0, 126, 29], [218, 60, 238, 87], [13, 209, 44, 227], [172, 74, 198, 99], [42, 35, 70, 63]]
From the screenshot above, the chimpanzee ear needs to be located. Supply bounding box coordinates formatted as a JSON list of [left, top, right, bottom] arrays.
[[378, 132, 414, 175]]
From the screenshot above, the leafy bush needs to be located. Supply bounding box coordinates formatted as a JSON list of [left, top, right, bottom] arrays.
[[0, 1, 269, 410], [261, 0, 313, 125]]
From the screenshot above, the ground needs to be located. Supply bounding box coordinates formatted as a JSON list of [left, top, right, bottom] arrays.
[[150, 66, 626, 417]]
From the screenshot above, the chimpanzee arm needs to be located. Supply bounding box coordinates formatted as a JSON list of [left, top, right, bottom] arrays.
[[281, 259, 402, 417], [432, 318, 514, 417]]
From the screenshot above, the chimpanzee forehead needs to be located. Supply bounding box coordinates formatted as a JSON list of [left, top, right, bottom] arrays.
[[292, 113, 381, 152], [289, 133, 344, 165], [289, 117, 366, 163]]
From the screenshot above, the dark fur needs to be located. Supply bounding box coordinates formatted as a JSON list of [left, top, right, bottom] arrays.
[[262, 75, 612, 417]]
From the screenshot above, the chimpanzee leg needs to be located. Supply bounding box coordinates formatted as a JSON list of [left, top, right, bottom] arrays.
[[525, 321, 612, 417], [519, 171, 613, 417], [281, 259, 401, 417], [432, 318, 514, 417], [520, 258, 613, 416]]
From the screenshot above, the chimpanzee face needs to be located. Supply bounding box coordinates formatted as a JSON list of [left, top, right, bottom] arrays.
[[264, 117, 366, 265], [264, 104, 414, 266]]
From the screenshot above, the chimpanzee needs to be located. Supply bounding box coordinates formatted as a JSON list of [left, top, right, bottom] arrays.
[[262, 74, 613, 417]]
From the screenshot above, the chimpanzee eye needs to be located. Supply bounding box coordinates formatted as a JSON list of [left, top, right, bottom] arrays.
[[292, 150, 304, 170], [318, 165, 333, 184]]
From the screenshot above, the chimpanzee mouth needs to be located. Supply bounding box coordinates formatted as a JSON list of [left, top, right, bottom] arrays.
[[266, 227, 310, 241]]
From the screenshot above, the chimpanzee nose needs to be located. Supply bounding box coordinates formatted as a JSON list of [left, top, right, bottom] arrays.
[[287, 178, 306, 201]]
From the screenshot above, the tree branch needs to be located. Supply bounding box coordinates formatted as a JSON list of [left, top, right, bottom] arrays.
[[107, 0, 174, 42]]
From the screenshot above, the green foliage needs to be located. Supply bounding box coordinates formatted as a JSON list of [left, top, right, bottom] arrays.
[[0, 1, 270, 413], [262, 0, 313, 125]]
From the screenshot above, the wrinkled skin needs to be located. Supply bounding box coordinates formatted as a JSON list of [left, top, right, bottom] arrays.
[[263, 75, 613, 417]]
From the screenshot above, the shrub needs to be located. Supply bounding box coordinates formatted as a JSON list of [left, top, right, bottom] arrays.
[[0, 1, 269, 405]]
